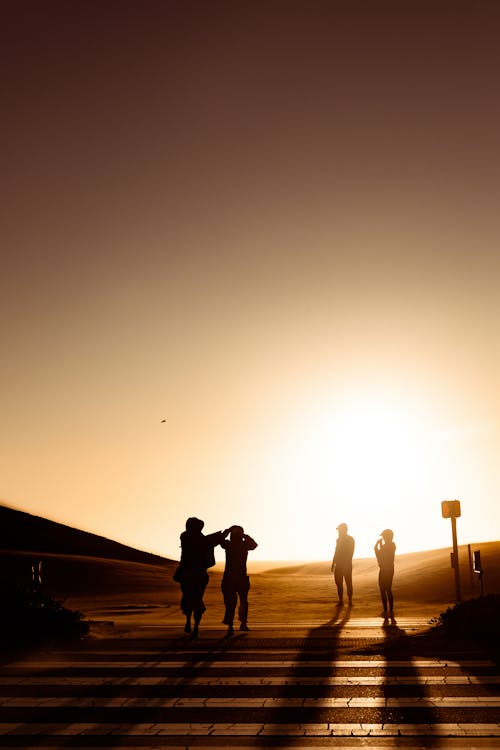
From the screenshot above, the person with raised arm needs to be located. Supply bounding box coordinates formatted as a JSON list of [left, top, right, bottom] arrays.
[[374, 528, 396, 620], [220, 525, 258, 637], [175, 517, 224, 639]]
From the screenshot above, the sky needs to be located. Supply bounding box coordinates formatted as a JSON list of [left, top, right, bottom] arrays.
[[2, 1, 500, 562]]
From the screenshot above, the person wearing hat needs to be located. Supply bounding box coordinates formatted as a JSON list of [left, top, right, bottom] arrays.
[[220, 525, 258, 637], [374, 529, 396, 619], [331, 522, 355, 606], [176, 517, 225, 638]]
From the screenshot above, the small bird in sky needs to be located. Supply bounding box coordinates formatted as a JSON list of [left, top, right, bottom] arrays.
[[161, 419, 167, 423]]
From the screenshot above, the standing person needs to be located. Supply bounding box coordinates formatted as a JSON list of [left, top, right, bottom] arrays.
[[220, 525, 258, 637], [176, 517, 224, 639], [374, 528, 396, 619], [331, 522, 355, 606]]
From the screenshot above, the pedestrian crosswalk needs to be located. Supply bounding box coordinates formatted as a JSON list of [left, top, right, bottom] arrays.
[[0, 619, 499, 748]]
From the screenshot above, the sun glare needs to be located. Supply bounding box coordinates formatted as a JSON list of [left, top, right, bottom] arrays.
[[331, 400, 425, 494], [239, 388, 437, 560]]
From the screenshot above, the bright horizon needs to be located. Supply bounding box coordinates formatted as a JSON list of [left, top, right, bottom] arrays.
[[2, 3, 500, 564]]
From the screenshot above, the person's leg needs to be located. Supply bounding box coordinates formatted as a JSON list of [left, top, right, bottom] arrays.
[[191, 573, 208, 639], [222, 578, 237, 635], [238, 576, 250, 630], [345, 569, 353, 604], [334, 569, 344, 603], [180, 583, 193, 632], [387, 571, 394, 615], [379, 571, 392, 617], [192, 608, 202, 638], [380, 584, 388, 614]]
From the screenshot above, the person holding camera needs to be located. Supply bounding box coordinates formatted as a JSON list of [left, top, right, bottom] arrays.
[[220, 525, 258, 637], [374, 528, 396, 619]]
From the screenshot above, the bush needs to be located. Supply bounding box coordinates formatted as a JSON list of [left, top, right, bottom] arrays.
[[0, 583, 89, 648], [439, 594, 500, 643]]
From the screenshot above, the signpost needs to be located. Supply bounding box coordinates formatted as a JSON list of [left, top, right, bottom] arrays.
[[441, 499, 461, 602]]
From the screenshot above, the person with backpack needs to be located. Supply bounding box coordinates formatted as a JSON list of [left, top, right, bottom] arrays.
[[175, 517, 224, 638]]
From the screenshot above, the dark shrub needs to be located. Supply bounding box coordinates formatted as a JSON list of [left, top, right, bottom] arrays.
[[0, 583, 89, 647], [439, 594, 500, 642]]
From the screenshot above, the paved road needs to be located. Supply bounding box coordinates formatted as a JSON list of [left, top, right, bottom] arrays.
[[0, 618, 499, 748]]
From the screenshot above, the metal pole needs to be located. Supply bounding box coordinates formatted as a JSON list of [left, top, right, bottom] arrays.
[[451, 516, 461, 602]]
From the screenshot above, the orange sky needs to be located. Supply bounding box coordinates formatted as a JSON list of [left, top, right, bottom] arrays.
[[2, 1, 500, 561]]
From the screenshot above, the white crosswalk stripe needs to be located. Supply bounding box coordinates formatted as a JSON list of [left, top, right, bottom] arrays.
[[0, 622, 499, 747]]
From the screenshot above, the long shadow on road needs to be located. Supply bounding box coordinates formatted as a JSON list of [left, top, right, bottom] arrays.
[[253, 609, 444, 748], [253, 601, 353, 746]]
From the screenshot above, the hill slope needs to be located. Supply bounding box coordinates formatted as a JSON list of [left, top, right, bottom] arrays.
[[0, 504, 168, 565]]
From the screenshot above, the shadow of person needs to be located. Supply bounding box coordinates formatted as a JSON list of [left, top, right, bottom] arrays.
[[254, 602, 353, 746], [323, 601, 353, 630]]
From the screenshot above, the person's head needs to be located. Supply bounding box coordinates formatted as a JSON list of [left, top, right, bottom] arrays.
[[337, 522, 348, 537], [230, 524, 244, 541], [185, 517, 204, 533], [380, 528, 394, 542]]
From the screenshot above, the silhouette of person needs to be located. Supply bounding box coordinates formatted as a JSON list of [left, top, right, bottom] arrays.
[[374, 528, 396, 619], [331, 522, 355, 606], [220, 525, 258, 637], [177, 517, 224, 638]]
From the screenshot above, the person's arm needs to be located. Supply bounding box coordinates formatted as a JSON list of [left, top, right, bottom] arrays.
[[331, 545, 337, 572], [243, 534, 257, 551], [217, 528, 231, 549], [206, 530, 225, 547]]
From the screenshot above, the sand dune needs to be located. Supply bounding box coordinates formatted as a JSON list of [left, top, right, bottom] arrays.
[[0, 504, 167, 565]]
